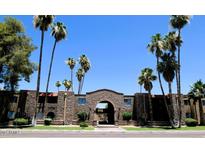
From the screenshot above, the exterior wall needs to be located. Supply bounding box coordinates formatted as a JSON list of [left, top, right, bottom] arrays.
[[0, 89, 200, 126], [183, 97, 205, 124]]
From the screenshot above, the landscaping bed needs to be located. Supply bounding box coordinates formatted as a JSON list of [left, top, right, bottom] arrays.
[[122, 126, 205, 131]]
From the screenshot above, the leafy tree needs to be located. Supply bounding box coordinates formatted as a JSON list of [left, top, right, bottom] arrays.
[[33, 15, 54, 116], [170, 15, 191, 127], [188, 80, 205, 125], [44, 22, 67, 112], [65, 57, 76, 92], [55, 81, 62, 92], [0, 17, 36, 91], [138, 68, 157, 123]]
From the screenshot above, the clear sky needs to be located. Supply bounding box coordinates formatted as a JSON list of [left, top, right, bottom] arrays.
[[0, 15, 205, 95]]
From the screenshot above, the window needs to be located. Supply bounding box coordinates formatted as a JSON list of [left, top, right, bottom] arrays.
[[48, 96, 58, 103], [184, 100, 189, 105], [202, 100, 205, 106], [78, 98, 86, 105], [38, 96, 58, 104], [124, 98, 132, 106]]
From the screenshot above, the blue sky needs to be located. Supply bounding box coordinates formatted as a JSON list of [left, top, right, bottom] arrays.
[[1, 15, 205, 95]]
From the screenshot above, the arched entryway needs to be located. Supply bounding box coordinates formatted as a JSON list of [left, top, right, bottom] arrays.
[[95, 101, 115, 125]]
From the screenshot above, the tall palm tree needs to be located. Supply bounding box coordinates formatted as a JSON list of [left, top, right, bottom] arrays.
[[55, 81, 62, 92], [76, 68, 84, 94], [65, 58, 76, 92], [33, 15, 54, 120], [147, 33, 172, 125], [138, 68, 157, 123], [44, 22, 67, 113], [157, 53, 178, 128], [170, 15, 191, 127], [188, 80, 205, 125], [79, 55, 91, 94], [62, 79, 72, 125], [62, 79, 72, 91]]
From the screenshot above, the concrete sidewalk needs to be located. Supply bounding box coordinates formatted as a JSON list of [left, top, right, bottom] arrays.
[[1, 128, 205, 138]]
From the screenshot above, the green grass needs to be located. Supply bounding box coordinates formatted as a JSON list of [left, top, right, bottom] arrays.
[[122, 126, 205, 131], [25, 125, 94, 130]]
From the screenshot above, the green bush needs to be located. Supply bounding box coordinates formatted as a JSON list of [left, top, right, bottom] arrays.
[[44, 118, 52, 126], [77, 111, 88, 122], [122, 112, 132, 121], [185, 118, 198, 127], [13, 118, 29, 125], [80, 122, 88, 128]]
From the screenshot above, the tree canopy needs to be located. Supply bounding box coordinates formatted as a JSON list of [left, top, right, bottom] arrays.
[[0, 17, 37, 91]]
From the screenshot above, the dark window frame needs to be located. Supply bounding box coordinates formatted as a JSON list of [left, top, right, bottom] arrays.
[[124, 98, 132, 106], [78, 98, 86, 105]]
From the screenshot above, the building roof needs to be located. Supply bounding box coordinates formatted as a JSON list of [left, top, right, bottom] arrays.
[[86, 89, 123, 95]]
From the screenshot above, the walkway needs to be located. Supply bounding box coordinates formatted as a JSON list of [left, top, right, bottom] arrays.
[[1, 128, 205, 138]]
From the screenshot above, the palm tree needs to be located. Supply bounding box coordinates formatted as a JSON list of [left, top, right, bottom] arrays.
[[33, 15, 54, 120], [138, 68, 157, 123], [79, 55, 91, 94], [188, 80, 205, 125], [62, 79, 72, 91], [157, 53, 178, 128], [147, 33, 172, 125], [170, 15, 191, 127], [44, 22, 67, 113], [65, 58, 76, 92], [76, 68, 85, 94], [62, 79, 72, 125], [55, 81, 62, 92]]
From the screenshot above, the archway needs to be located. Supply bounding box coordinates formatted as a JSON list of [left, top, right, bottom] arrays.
[[95, 101, 115, 125]]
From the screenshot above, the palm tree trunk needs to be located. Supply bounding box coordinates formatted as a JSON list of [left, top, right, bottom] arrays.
[[194, 101, 198, 122], [168, 82, 172, 95], [44, 40, 57, 113], [78, 81, 81, 94], [168, 81, 177, 128], [189, 100, 194, 118], [157, 57, 174, 127], [199, 98, 205, 125], [177, 28, 182, 128], [148, 90, 153, 123], [80, 75, 85, 94], [35, 30, 44, 120], [71, 69, 73, 92], [140, 85, 142, 93], [63, 94, 67, 125]]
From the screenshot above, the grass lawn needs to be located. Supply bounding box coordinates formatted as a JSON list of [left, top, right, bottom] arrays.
[[122, 126, 205, 131], [25, 125, 94, 130]]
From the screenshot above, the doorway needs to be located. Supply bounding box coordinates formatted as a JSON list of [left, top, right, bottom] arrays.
[[95, 101, 114, 124]]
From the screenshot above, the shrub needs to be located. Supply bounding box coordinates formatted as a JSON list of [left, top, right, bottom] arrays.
[[80, 122, 88, 128], [44, 118, 52, 126], [13, 118, 28, 126], [122, 112, 132, 121], [77, 111, 88, 122], [185, 118, 198, 127]]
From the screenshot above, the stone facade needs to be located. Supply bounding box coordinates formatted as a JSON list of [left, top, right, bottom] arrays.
[[0, 89, 200, 126]]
